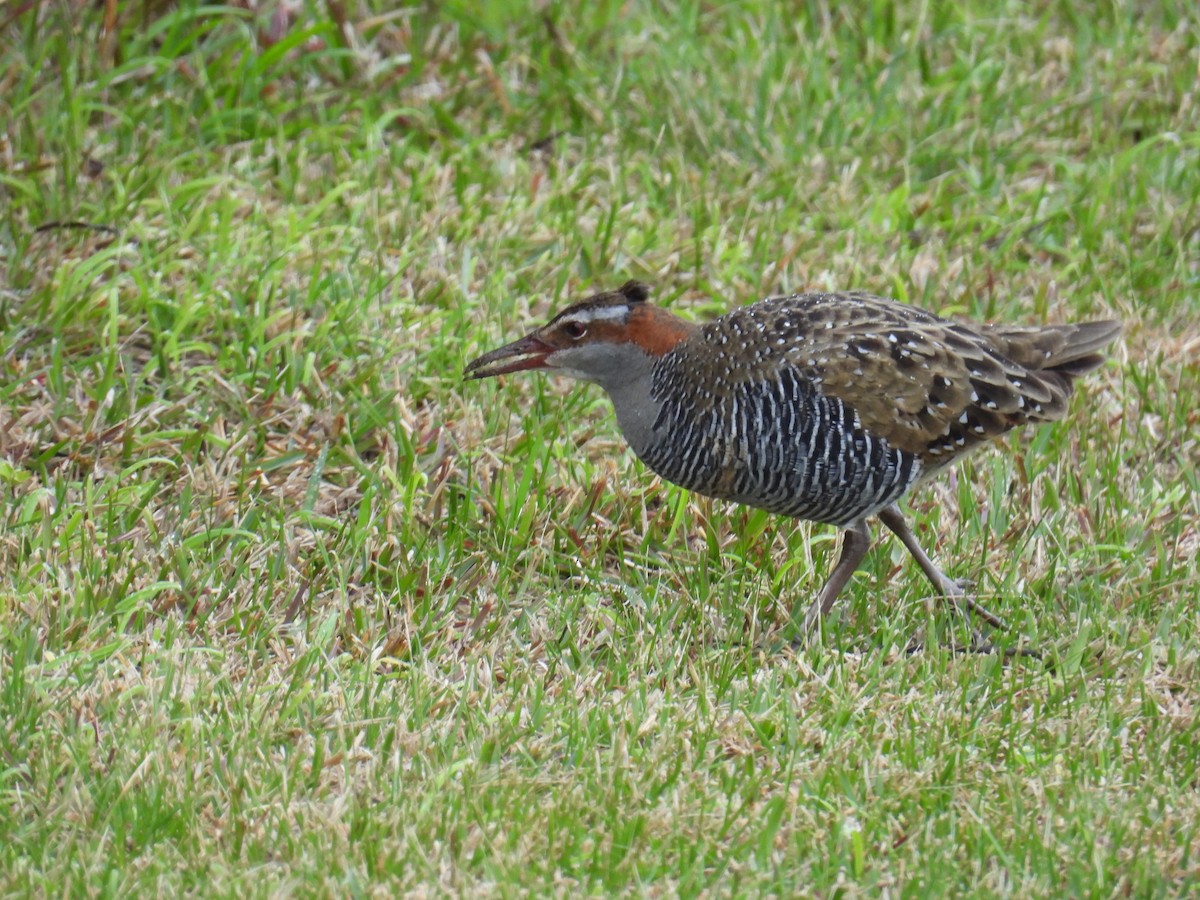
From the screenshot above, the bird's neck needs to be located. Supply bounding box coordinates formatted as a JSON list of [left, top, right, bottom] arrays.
[[604, 354, 665, 459], [596, 306, 697, 458], [624, 305, 699, 355]]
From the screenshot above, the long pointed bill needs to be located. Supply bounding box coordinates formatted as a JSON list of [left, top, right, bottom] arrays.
[[464, 333, 555, 380]]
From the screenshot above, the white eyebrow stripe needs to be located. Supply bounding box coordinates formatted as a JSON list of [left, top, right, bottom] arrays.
[[566, 306, 629, 324]]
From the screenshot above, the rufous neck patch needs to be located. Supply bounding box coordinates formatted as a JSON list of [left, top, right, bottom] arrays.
[[625, 305, 699, 356]]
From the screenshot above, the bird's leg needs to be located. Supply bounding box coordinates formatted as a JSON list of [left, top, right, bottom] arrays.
[[800, 520, 872, 634], [876, 504, 1007, 631]]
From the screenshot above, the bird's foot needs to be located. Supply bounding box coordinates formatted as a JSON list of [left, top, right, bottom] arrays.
[[931, 580, 1009, 632], [905, 628, 1044, 662]]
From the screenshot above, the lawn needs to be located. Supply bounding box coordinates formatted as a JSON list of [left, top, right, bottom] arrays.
[[2, 0, 1198, 894]]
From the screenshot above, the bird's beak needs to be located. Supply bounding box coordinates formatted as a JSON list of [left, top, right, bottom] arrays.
[[464, 333, 555, 380]]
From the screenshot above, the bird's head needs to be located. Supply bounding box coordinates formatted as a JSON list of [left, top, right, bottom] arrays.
[[464, 281, 694, 389]]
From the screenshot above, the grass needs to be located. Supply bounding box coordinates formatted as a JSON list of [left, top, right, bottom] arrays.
[[1, 0, 1198, 894]]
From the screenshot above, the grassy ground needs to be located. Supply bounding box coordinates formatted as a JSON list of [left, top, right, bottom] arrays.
[[2, 0, 1198, 894]]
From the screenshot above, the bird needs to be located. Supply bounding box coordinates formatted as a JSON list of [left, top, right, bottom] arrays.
[[465, 280, 1120, 644]]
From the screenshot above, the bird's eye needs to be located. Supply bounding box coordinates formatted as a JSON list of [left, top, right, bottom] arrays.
[[563, 322, 587, 340]]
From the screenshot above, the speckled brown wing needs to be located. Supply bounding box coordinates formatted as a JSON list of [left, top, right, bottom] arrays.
[[703, 292, 1118, 467]]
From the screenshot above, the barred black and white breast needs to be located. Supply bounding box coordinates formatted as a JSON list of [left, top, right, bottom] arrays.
[[640, 357, 922, 526]]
